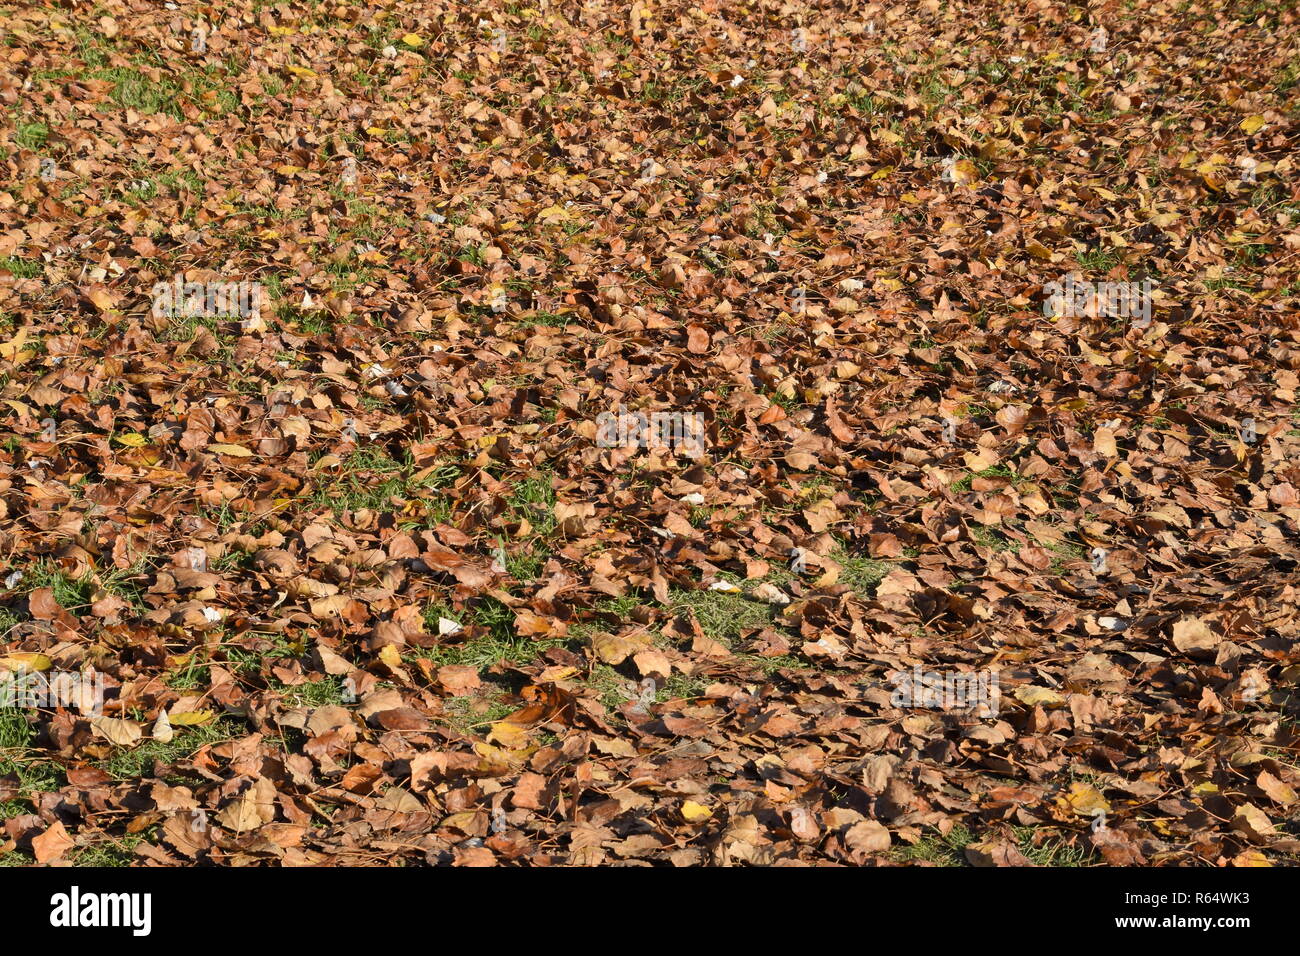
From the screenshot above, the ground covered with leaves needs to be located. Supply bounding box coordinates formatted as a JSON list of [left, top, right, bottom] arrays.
[[1, 0, 1299, 867]]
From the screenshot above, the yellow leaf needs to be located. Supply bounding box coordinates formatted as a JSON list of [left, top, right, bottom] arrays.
[[401, 33, 424, 47], [1058, 781, 1110, 818], [377, 643, 410, 680], [487, 719, 531, 749], [168, 710, 215, 726], [206, 443, 255, 457], [1013, 685, 1065, 707], [90, 717, 144, 748], [0, 327, 30, 361], [681, 800, 713, 822], [951, 158, 980, 185], [114, 432, 148, 447], [0, 653, 53, 673], [1232, 849, 1272, 867], [1240, 114, 1267, 134], [286, 65, 317, 77]]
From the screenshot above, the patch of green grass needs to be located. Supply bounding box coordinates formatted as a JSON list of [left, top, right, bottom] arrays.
[[223, 634, 302, 676], [1075, 247, 1122, 272], [418, 597, 566, 671], [667, 582, 777, 648], [834, 548, 892, 596], [893, 823, 973, 865], [508, 472, 556, 531], [733, 653, 811, 677], [1034, 532, 1084, 574], [72, 830, 154, 867], [97, 67, 184, 116], [164, 652, 210, 691], [892, 822, 1095, 866], [951, 464, 1016, 492], [314, 448, 458, 517], [276, 677, 346, 707], [0, 607, 22, 639], [658, 672, 707, 701], [0, 711, 62, 800], [96, 719, 236, 780], [587, 663, 634, 711], [440, 693, 516, 734], [160, 312, 225, 342], [517, 311, 571, 328], [1012, 826, 1097, 866], [13, 119, 48, 150], [0, 258, 41, 279], [970, 525, 1016, 552], [18, 561, 95, 613]]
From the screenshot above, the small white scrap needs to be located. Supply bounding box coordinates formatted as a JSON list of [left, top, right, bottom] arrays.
[[152, 709, 174, 743], [438, 617, 463, 636], [4, 570, 23, 589], [202, 607, 222, 623], [709, 580, 742, 593], [730, 75, 744, 88], [681, 493, 705, 505], [382, 45, 397, 58], [753, 582, 791, 606], [384, 379, 409, 398], [789, 547, 809, 574]]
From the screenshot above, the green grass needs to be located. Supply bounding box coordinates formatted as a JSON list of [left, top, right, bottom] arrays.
[[496, 470, 557, 579], [834, 548, 892, 596], [97, 67, 184, 116], [517, 311, 571, 328], [892, 823, 1095, 866], [5, 559, 148, 619], [0, 258, 41, 279], [0, 712, 62, 807], [440, 694, 516, 734], [95, 719, 236, 780], [13, 120, 48, 150], [667, 580, 779, 648], [418, 597, 567, 672], [893, 823, 973, 865], [315, 448, 458, 518], [951, 464, 1017, 492], [72, 830, 155, 867], [0, 607, 21, 639], [18, 561, 94, 612], [1011, 826, 1097, 866], [970, 526, 1016, 552], [276, 677, 347, 708]]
